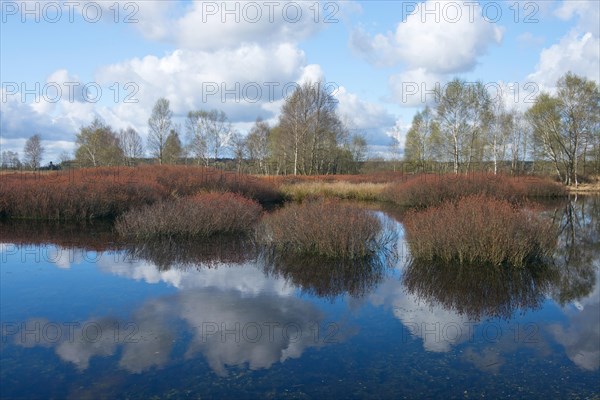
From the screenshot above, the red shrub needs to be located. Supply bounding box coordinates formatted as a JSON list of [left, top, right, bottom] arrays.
[[260, 200, 383, 259], [383, 173, 566, 209], [403, 195, 556, 267], [0, 166, 280, 220], [115, 192, 262, 239]]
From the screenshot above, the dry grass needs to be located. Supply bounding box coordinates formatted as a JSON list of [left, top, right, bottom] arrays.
[[115, 192, 262, 239], [403, 195, 557, 267], [280, 181, 389, 202], [259, 200, 383, 259]]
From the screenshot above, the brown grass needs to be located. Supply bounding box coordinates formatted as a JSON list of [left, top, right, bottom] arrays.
[[403, 195, 557, 267], [259, 200, 383, 259], [280, 181, 388, 202], [115, 192, 262, 239]]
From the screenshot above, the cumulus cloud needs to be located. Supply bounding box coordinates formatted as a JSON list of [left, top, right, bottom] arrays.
[[16, 285, 338, 375], [335, 86, 398, 147], [350, 1, 503, 73], [527, 31, 600, 89], [554, 0, 600, 36], [94, 43, 311, 127]]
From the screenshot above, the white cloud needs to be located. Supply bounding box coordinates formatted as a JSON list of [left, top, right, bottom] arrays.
[[95, 43, 310, 127], [388, 68, 445, 107], [335, 86, 398, 148], [527, 31, 600, 89], [350, 1, 503, 73], [174, 1, 325, 51], [554, 0, 600, 36], [98, 257, 296, 297]]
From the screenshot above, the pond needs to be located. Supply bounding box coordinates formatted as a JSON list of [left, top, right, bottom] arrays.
[[1, 197, 599, 399]]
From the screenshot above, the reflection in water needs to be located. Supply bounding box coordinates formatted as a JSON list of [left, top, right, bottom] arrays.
[[1, 197, 598, 394], [262, 252, 391, 299], [550, 196, 599, 305], [123, 236, 257, 270], [402, 260, 558, 320], [13, 287, 335, 376], [261, 213, 400, 299]]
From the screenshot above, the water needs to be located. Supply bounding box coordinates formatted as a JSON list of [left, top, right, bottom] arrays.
[[1, 197, 599, 399]]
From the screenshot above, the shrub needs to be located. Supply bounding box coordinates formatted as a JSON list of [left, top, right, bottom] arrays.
[[403, 195, 556, 267], [259, 200, 383, 259], [115, 192, 262, 239], [383, 173, 567, 209], [0, 166, 281, 220]]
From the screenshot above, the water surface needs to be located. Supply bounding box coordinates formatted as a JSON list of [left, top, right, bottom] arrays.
[[1, 197, 599, 399]]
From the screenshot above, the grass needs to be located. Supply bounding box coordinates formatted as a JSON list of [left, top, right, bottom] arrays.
[[0, 166, 281, 220], [383, 173, 567, 209], [280, 181, 389, 202], [403, 195, 557, 268], [115, 192, 262, 239], [259, 200, 383, 259]]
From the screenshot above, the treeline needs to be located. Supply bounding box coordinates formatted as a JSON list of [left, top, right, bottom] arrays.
[[3, 73, 597, 184], [66, 81, 368, 175], [403, 72, 600, 185]]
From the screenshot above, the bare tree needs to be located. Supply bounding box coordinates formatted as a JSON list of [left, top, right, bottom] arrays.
[[202, 110, 230, 163], [246, 118, 271, 174], [435, 79, 492, 173], [229, 130, 246, 173], [1, 151, 21, 169], [148, 98, 173, 165], [487, 102, 511, 175], [23, 134, 44, 169], [118, 127, 144, 165], [186, 111, 208, 166], [279, 81, 343, 175]]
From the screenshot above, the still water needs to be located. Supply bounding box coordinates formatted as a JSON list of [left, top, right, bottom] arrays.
[[1, 197, 599, 399]]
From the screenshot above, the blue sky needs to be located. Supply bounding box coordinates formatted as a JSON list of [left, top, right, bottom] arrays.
[[1, 0, 599, 163]]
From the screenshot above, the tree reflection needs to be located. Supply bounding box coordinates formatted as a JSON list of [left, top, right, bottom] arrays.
[[549, 195, 599, 305]]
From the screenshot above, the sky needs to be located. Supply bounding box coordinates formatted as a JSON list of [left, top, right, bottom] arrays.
[[1, 0, 599, 164]]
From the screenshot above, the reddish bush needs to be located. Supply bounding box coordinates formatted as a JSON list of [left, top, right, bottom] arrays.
[[383, 173, 566, 209], [403, 195, 556, 267], [115, 192, 262, 239], [260, 200, 383, 259], [0, 166, 280, 220]]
